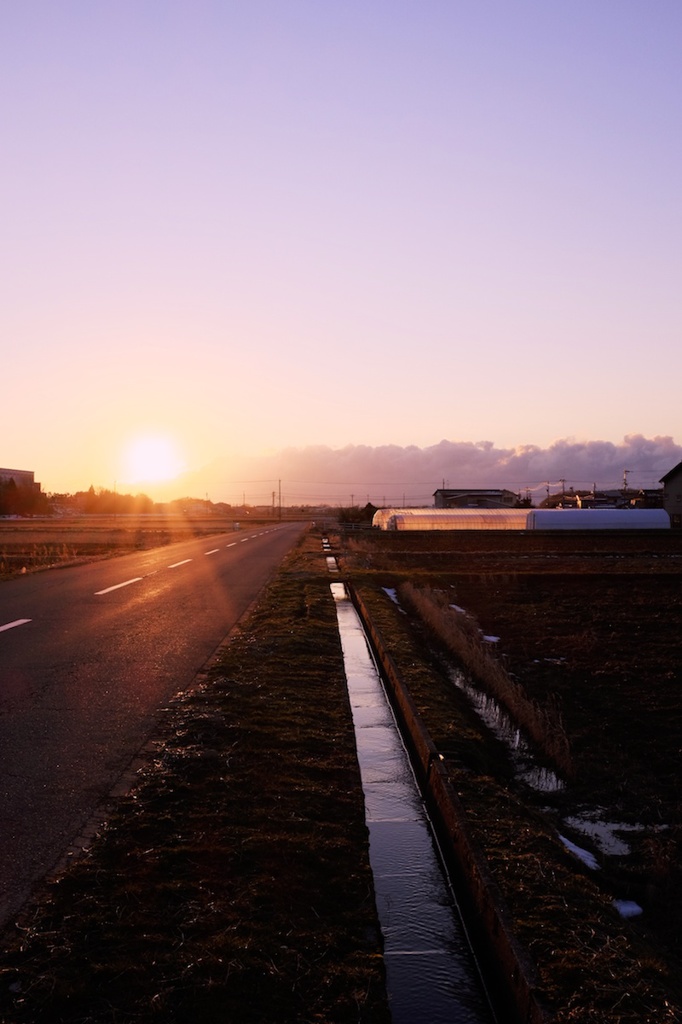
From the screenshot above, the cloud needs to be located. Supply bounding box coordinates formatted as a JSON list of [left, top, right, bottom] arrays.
[[175, 435, 682, 506]]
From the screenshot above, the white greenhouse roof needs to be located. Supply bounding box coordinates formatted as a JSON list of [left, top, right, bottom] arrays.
[[372, 508, 529, 530], [527, 508, 670, 530], [372, 507, 670, 531]]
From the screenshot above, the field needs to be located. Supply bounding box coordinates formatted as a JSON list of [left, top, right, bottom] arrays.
[[0, 523, 681, 1022], [343, 527, 682, 1021], [0, 514, 257, 577]]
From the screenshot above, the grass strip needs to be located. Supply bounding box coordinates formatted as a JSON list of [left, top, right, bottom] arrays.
[[0, 531, 389, 1024]]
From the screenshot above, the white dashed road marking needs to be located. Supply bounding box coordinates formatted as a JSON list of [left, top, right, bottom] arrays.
[[95, 578, 143, 595], [0, 618, 31, 633]]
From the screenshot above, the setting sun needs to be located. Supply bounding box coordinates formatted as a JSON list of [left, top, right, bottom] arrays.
[[122, 435, 186, 485]]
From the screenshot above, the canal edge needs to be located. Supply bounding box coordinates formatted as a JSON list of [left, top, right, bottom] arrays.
[[348, 583, 552, 1024]]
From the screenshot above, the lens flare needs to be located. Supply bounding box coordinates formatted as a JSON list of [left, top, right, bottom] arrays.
[[122, 435, 186, 484]]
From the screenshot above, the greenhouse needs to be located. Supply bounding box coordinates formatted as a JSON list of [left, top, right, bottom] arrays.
[[526, 508, 670, 530], [372, 507, 670, 531], [372, 508, 530, 530]]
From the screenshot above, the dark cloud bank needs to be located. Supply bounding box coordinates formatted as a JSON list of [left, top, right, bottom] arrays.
[[183, 434, 682, 506]]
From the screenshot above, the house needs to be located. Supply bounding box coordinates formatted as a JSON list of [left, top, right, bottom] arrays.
[[0, 467, 40, 492], [575, 489, 637, 509], [558, 488, 663, 510], [433, 488, 519, 509], [660, 461, 682, 528], [0, 467, 43, 515]]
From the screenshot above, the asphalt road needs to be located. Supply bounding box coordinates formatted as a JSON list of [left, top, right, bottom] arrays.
[[0, 521, 305, 927]]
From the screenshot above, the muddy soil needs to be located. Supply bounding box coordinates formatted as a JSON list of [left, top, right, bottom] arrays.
[[344, 528, 682, 1021]]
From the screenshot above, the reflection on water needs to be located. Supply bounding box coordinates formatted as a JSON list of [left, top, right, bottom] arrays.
[[331, 583, 496, 1024], [450, 669, 564, 794]]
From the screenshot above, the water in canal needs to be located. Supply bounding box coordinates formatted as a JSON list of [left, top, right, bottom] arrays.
[[331, 582, 497, 1024]]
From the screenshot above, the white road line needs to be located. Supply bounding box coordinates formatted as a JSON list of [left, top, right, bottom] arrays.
[[205, 548, 219, 555], [95, 577, 143, 595], [226, 542, 237, 547], [0, 618, 31, 633], [168, 559, 193, 568]]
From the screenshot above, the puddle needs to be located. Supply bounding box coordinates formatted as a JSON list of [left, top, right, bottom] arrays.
[[331, 583, 496, 1024], [450, 669, 564, 794], [450, 659, 658, 920], [562, 811, 656, 857], [382, 587, 407, 614], [613, 899, 643, 918], [380, 591, 665, 930], [559, 834, 600, 871]]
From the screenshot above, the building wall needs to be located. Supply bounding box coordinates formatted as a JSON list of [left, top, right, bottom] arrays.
[[661, 463, 682, 527], [0, 468, 40, 492], [433, 488, 518, 509]]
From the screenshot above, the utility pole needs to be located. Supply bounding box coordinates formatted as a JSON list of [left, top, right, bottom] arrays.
[[278, 479, 281, 521]]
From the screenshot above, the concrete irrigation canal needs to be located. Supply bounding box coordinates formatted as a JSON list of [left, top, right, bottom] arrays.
[[331, 581, 499, 1024]]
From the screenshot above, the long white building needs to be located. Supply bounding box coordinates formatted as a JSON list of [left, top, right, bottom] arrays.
[[372, 507, 670, 531]]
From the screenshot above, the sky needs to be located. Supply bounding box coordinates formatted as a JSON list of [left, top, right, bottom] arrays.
[[2, 1, 681, 504]]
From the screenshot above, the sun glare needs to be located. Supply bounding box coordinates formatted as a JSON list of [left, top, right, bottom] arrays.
[[122, 435, 186, 485]]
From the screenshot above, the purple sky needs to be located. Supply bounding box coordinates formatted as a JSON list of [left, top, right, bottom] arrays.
[[2, 2, 681, 498]]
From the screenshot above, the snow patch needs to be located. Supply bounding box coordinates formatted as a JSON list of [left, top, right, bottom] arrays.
[[559, 834, 600, 871], [563, 812, 645, 857], [613, 899, 643, 919]]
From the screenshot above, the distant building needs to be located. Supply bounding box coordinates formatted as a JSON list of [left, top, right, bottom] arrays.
[[433, 488, 518, 509], [0, 467, 43, 515], [542, 488, 663, 511], [0, 467, 41, 493], [660, 461, 682, 528], [629, 488, 664, 510], [572, 489, 635, 510], [575, 490, 624, 509]]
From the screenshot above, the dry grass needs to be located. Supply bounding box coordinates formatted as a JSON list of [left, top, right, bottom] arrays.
[[341, 528, 682, 1022], [399, 582, 573, 777], [0, 531, 389, 1024], [0, 515, 240, 578], [2, 522, 681, 1022]]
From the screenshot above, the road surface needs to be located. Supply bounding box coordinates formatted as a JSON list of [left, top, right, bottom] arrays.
[[0, 522, 305, 927]]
